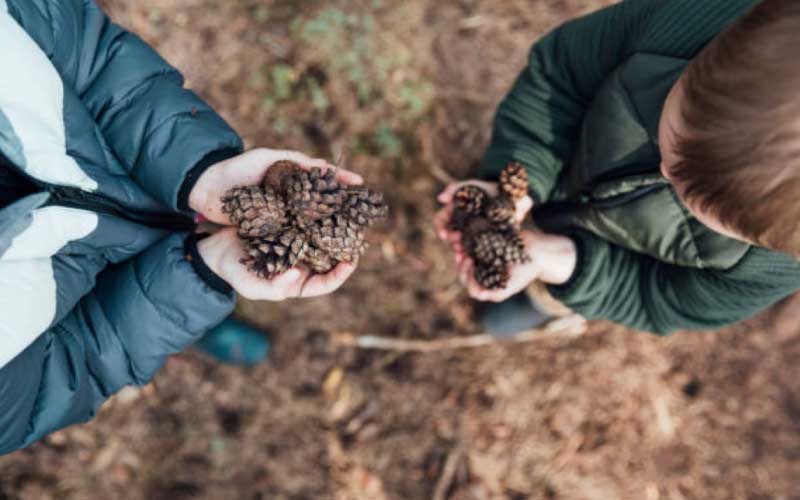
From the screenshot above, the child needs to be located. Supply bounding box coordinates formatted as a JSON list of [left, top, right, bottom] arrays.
[[0, 0, 360, 454], [436, 0, 800, 335]]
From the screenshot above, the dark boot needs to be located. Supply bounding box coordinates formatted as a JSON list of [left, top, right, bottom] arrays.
[[195, 317, 270, 366]]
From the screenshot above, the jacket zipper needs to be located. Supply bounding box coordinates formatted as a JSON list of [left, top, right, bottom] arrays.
[[9, 165, 195, 232], [47, 185, 196, 232]]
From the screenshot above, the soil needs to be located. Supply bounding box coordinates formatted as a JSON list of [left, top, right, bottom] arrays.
[[2, 1, 799, 499]]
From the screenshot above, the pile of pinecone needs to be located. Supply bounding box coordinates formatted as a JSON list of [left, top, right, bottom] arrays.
[[449, 163, 530, 289], [221, 161, 388, 279]]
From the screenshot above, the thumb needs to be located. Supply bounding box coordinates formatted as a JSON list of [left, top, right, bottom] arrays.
[[515, 195, 534, 222]]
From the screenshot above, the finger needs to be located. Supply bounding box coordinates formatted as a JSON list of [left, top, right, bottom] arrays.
[[467, 277, 493, 302], [457, 258, 473, 287], [515, 195, 534, 222], [235, 149, 316, 174], [326, 164, 364, 186], [258, 268, 308, 300], [300, 261, 358, 298], [481, 288, 511, 303], [237, 267, 304, 301], [270, 150, 320, 167], [437, 182, 469, 204], [446, 231, 462, 246], [433, 207, 453, 240]]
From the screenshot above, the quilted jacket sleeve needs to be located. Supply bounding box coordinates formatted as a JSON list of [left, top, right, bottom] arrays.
[[0, 234, 235, 455], [479, 0, 654, 203], [548, 231, 800, 335], [5, 0, 243, 211]]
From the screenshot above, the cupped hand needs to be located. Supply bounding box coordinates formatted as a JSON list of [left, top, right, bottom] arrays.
[[189, 148, 364, 225], [197, 227, 358, 301], [456, 231, 578, 303], [433, 179, 533, 263]]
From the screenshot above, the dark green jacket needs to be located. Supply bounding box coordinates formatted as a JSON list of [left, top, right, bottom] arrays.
[[481, 0, 800, 334]]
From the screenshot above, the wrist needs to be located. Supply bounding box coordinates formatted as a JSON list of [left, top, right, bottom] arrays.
[[188, 165, 216, 214], [190, 233, 234, 294], [183, 148, 240, 213], [527, 233, 577, 285]]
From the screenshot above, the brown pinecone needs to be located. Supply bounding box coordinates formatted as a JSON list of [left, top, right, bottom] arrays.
[[222, 185, 288, 238], [303, 246, 335, 274], [474, 264, 510, 290], [262, 160, 304, 191], [486, 195, 516, 229], [467, 230, 529, 267], [220, 159, 388, 280], [307, 214, 368, 264], [449, 185, 489, 231], [499, 163, 529, 201], [243, 229, 309, 279], [283, 167, 347, 224], [342, 187, 389, 227]]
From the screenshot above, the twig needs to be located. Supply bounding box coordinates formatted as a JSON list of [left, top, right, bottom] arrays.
[[333, 315, 587, 353], [417, 122, 457, 185], [432, 443, 465, 500], [428, 162, 458, 185]]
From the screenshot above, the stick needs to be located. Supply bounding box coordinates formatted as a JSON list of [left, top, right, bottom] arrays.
[[432, 443, 465, 500], [333, 315, 587, 353]]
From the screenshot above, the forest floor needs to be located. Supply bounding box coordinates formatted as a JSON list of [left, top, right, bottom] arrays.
[[2, 1, 799, 499]]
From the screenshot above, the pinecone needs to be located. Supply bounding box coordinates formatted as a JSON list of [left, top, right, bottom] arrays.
[[342, 187, 389, 227], [499, 163, 529, 201], [449, 185, 489, 231], [283, 166, 347, 224], [466, 230, 529, 268], [474, 264, 510, 290], [308, 214, 368, 263], [304, 246, 335, 274], [486, 195, 516, 229], [222, 185, 289, 238], [243, 229, 309, 279], [221, 160, 388, 280], [262, 160, 304, 192]]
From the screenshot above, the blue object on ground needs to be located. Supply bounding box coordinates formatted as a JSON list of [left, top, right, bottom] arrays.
[[195, 317, 270, 366], [478, 292, 553, 338]]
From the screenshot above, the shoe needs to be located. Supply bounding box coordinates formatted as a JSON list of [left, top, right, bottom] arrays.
[[195, 317, 270, 366], [477, 292, 552, 338]]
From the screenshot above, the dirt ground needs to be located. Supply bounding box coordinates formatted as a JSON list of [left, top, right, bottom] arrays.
[[2, 1, 800, 499]]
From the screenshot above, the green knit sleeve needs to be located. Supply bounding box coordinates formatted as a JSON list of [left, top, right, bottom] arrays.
[[548, 232, 800, 335], [480, 0, 656, 203]]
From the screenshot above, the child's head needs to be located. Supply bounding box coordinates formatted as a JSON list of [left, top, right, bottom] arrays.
[[659, 0, 800, 256]]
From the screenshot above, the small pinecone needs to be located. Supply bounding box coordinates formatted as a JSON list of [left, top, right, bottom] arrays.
[[467, 230, 529, 267], [486, 195, 516, 229], [284, 167, 347, 224], [308, 214, 367, 263], [342, 187, 389, 227], [222, 185, 288, 237], [304, 246, 335, 274], [474, 264, 510, 290], [499, 163, 529, 201], [243, 229, 309, 279], [263, 160, 304, 191], [449, 185, 489, 231]]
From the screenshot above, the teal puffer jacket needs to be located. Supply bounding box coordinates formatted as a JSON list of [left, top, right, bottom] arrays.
[[0, 0, 242, 454]]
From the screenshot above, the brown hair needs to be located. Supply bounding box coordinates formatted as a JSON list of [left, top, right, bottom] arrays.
[[668, 0, 800, 256]]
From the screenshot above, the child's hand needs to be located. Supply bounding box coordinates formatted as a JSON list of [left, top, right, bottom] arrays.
[[189, 148, 364, 225], [433, 179, 533, 263], [196, 228, 357, 300], [457, 231, 577, 303]]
